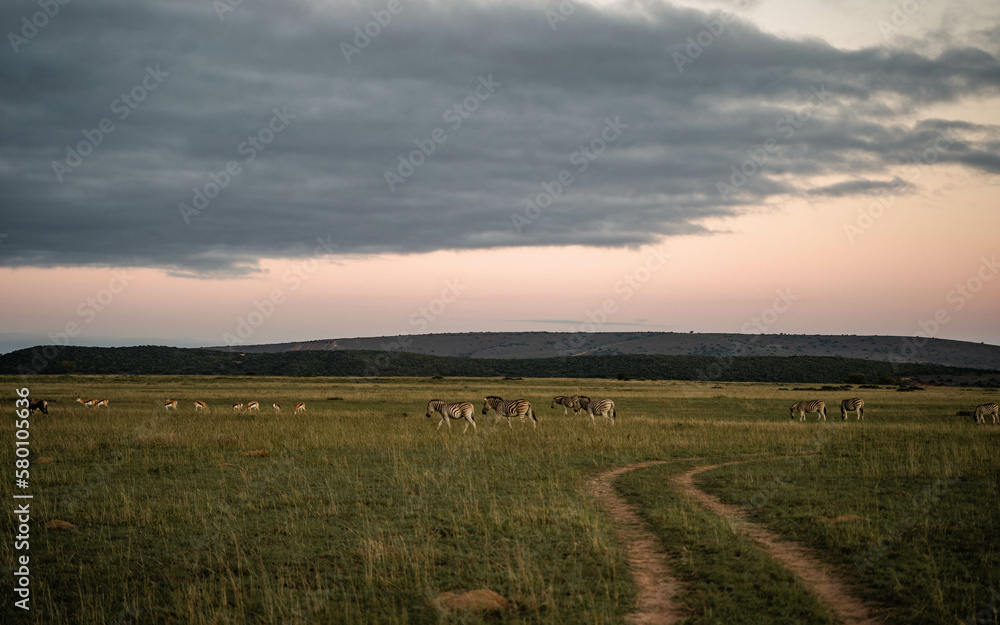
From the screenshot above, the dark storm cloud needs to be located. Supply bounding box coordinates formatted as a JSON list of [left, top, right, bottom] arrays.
[[1, 0, 998, 274]]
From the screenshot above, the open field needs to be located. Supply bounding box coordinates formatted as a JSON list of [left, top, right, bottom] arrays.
[[2, 376, 998, 624]]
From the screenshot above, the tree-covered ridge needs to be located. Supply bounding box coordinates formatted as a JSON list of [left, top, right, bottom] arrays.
[[3, 345, 998, 386]]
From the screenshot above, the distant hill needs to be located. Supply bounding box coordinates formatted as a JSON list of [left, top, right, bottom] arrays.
[[6, 344, 997, 386], [208, 332, 1000, 371]]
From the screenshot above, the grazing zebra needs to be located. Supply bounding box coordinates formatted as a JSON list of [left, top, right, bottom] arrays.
[[246, 401, 260, 412], [578, 398, 616, 426], [295, 402, 306, 414], [552, 395, 588, 414], [481, 396, 537, 429], [840, 398, 865, 421], [164, 400, 178, 410], [76, 397, 96, 407], [29, 399, 48, 415], [94, 398, 109, 408], [975, 403, 999, 424], [790, 400, 826, 421], [273, 402, 281, 413], [232, 402, 244, 412], [426, 400, 477, 433], [194, 401, 209, 412]]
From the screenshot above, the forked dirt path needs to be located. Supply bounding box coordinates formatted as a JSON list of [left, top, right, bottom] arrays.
[[673, 462, 883, 625], [588, 461, 681, 625]]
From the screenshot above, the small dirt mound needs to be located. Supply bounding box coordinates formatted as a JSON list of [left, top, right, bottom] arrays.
[[45, 520, 75, 530], [435, 589, 509, 611], [242, 450, 269, 457]]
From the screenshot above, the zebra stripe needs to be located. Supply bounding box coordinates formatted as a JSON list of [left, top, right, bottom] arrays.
[[840, 398, 864, 421], [975, 403, 998, 424], [791, 400, 826, 421], [481, 396, 537, 429], [581, 398, 616, 426], [426, 400, 477, 433]]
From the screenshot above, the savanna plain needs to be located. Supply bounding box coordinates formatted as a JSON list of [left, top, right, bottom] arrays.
[[1, 375, 998, 624]]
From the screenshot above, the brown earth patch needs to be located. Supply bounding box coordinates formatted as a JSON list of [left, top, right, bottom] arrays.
[[45, 520, 75, 530], [435, 589, 509, 611], [588, 461, 682, 625], [241, 450, 268, 457], [673, 463, 882, 625]]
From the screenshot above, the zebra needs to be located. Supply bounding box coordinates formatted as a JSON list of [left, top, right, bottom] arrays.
[[975, 403, 999, 424], [194, 400, 209, 412], [552, 395, 589, 414], [295, 402, 306, 414], [426, 400, 477, 433], [840, 398, 865, 421], [791, 400, 826, 421], [481, 396, 537, 429], [576, 397, 616, 426], [164, 400, 178, 410]]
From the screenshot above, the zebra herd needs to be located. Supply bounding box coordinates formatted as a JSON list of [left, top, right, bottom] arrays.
[[426, 394, 618, 433], [790, 398, 864, 421]]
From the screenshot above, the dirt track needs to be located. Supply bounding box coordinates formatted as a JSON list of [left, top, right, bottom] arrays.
[[588, 461, 681, 625], [590, 459, 883, 625]]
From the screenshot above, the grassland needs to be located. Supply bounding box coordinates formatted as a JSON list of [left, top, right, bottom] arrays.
[[1, 375, 997, 624]]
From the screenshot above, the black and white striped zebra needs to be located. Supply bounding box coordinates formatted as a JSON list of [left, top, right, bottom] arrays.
[[426, 400, 477, 433], [975, 403, 998, 424], [552, 395, 588, 414], [481, 396, 537, 429], [575, 397, 616, 426], [790, 400, 826, 421], [840, 398, 865, 421]]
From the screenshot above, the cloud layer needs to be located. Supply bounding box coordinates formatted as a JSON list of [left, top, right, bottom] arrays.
[[1, 0, 998, 275]]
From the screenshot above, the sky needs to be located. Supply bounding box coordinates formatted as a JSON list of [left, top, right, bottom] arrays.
[[1, 0, 999, 354]]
